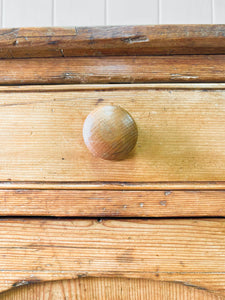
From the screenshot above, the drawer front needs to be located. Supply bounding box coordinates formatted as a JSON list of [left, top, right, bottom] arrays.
[[0, 219, 224, 296], [0, 84, 225, 183]]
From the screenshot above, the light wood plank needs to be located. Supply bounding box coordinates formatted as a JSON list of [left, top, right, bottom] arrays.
[[0, 83, 224, 92], [0, 190, 224, 217], [0, 181, 225, 190], [0, 219, 224, 295], [0, 55, 225, 85], [107, 0, 158, 25], [1, 277, 224, 300], [54, 0, 105, 26], [3, 0, 52, 28], [160, 0, 212, 24], [0, 84, 223, 183], [213, 0, 225, 24]]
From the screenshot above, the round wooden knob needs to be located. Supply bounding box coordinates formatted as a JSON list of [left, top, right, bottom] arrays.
[[83, 105, 138, 160]]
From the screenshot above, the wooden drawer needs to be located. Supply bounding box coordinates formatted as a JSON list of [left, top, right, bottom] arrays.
[[0, 83, 224, 218], [0, 83, 225, 184], [0, 25, 225, 299]]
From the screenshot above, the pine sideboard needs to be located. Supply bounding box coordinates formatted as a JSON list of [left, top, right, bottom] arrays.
[[0, 25, 225, 299]]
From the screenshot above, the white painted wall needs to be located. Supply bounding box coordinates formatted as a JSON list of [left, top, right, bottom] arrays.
[[0, 0, 224, 27]]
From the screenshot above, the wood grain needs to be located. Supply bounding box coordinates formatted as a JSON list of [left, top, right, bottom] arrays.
[[0, 83, 223, 92], [0, 25, 225, 58], [0, 181, 224, 190], [1, 277, 224, 300], [0, 219, 224, 295], [83, 105, 138, 160], [0, 84, 224, 183], [0, 55, 225, 84], [0, 190, 225, 217]]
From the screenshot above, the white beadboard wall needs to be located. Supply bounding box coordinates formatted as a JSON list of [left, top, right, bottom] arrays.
[[0, 0, 224, 27]]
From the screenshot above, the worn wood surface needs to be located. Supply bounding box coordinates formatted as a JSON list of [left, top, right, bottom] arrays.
[[1, 181, 225, 190], [0, 25, 225, 58], [0, 55, 225, 84], [0, 219, 224, 295], [1, 277, 224, 300], [83, 105, 138, 160], [0, 84, 224, 183], [0, 25, 224, 300], [0, 190, 225, 217]]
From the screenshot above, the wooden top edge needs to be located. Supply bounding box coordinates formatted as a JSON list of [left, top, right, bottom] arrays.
[[0, 25, 225, 58], [7, 24, 225, 36], [0, 83, 225, 92]]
